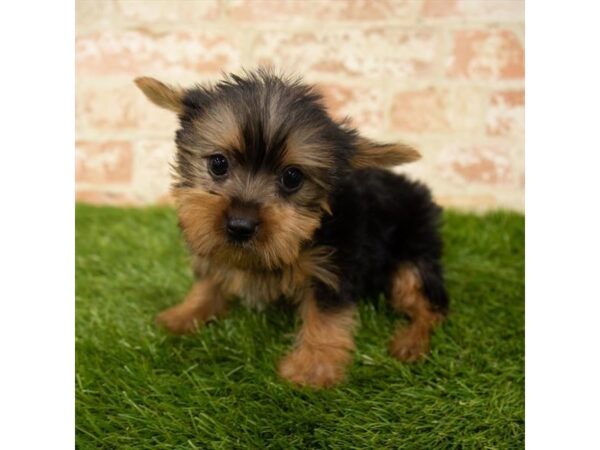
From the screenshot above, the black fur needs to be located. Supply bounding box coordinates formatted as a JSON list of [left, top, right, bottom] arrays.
[[175, 70, 357, 189], [313, 169, 449, 314], [164, 70, 449, 315], [136, 70, 452, 383]]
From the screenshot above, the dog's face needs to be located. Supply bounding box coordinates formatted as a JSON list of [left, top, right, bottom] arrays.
[[135, 71, 420, 270]]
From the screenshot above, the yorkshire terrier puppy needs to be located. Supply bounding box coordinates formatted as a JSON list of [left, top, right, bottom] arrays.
[[135, 70, 449, 388]]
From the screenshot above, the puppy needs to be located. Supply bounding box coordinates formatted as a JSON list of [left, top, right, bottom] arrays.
[[135, 70, 449, 388]]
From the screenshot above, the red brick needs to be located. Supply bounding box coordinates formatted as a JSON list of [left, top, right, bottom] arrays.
[[486, 90, 525, 136], [76, 0, 117, 32], [227, 0, 417, 22], [76, 82, 178, 133], [390, 87, 485, 133], [422, 0, 458, 17], [114, 0, 220, 24], [447, 29, 524, 80], [318, 83, 384, 130], [437, 144, 514, 185], [76, 30, 241, 77], [130, 140, 174, 203], [253, 29, 439, 79], [422, 0, 523, 21], [76, 190, 134, 206], [76, 141, 133, 183]]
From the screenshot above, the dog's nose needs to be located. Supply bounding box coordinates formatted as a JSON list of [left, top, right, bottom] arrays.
[[226, 217, 258, 242]]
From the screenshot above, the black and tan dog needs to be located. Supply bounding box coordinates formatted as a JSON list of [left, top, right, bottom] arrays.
[[135, 70, 449, 388]]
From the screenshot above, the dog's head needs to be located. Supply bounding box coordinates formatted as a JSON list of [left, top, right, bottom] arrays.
[[135, 70, 420, 270]]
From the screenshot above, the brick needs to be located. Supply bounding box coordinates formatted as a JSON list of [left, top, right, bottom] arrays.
[[437, 144, 514, 185], [114, 0, 220, 25], [76, 190, 134, 206], [253, 29, 439, 79], [76, 30, 241, 77], [447, 29, 524, 80], [74, 1, 525, 212], [227, 0, 417, 22], [77, 0, 221, 33], [486, 90, 525, 136], [76, 139, 175, 205], [76, 141, 133, 183], [390, 87, 485, 133], [318, 83, 384, 130], [421, 0, 459, 17], [422, 0, 523, 21], [76, 0, 117, 33], [76, 82, 178, 134], [130, 140, 174, 204]]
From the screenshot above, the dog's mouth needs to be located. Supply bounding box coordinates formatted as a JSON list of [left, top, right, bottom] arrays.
[[211, 239, 276, 271], [226, 238, 257, 250]]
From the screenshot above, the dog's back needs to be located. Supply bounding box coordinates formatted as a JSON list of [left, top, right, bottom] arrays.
[[314, 168, 449, 314]]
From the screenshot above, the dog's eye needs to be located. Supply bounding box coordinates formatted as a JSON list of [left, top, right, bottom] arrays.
[[280, 167, 304, 192], [208, 154, 228, 178]]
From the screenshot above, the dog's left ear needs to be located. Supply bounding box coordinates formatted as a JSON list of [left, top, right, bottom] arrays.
[[134, 76, 183, 114], [351, 136, 421, 169]]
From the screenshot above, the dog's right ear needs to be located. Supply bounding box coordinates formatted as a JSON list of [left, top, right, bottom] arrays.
[[134, 77, 183, 114]]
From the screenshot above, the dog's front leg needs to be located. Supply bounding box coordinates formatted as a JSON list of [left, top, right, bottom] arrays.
[[279, 289, 357, 388], [155, 277, 226, 335]]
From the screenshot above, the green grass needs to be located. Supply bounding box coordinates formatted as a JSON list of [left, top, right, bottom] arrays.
[[76, 204, 524, 449]]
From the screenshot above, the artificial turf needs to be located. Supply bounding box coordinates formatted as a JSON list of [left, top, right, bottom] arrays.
[[75, 204, 524, 449]]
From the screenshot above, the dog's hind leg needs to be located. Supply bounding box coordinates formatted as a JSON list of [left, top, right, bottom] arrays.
[[388, 264, 446, 362]]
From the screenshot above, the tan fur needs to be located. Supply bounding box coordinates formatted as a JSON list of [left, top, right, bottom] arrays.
[[137, 74, 436, 386], [155, 278, 226, 335], [388, 264, 444, 362], [134, 77, 183, 113], [192, 103, 243, 152], [192, 246, 338, 310], [279, 292, 356, 388], [227, 171, 277, 207], [283, 128, 336, 171], [174, 186, 323, 270], [352, 137, 421, 169], [319, 199, 332, 216], [292, 247, 339, 293], [258, 202, 322, 268], [173, 188, 230, 258]]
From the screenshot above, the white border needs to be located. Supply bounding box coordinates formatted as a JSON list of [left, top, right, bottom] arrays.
[[527, 1, 600, 448], [2, 1, 600, 448], [0, 1, 74, 448]]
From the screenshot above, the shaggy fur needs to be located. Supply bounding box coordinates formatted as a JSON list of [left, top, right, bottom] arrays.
[[135, 69, 449, 388]]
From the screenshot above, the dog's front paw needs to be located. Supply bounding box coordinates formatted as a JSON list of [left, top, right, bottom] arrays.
[[389, 328, 430, 362], [155, 304, 204, 335], [278, 346, 349, 388]]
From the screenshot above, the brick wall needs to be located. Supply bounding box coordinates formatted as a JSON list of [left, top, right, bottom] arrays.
[[76, 0, 524, 211]]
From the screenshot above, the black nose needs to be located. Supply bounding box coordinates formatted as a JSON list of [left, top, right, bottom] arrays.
[[226, 217, 258, 241]]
